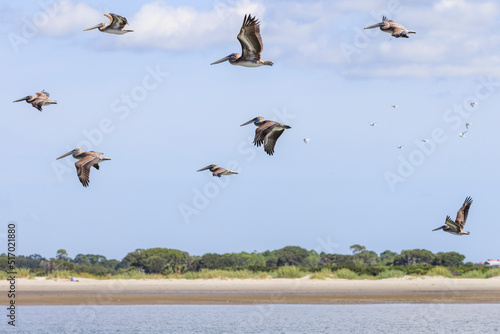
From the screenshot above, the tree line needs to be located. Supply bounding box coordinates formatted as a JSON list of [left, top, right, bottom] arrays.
[[0, 244, 472, 276]]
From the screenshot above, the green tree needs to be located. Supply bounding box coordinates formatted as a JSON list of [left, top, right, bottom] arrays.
[[275, 246, 310, 266], [432, 252, 465, 267], [393, 249, 435, 266], [350, 244, 366, 255], [56, 249, 70, 261]]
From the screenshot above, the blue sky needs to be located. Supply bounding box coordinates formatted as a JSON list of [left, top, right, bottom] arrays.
[[1, 0, 500, 262]]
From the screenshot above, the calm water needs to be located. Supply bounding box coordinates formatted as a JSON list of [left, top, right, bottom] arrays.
[[4, 304, 500, 333]]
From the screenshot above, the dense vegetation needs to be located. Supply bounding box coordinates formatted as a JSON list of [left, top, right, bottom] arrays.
[[1, 245, 497, 279]]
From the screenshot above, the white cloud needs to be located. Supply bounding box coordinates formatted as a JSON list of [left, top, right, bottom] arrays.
[[38, 0, 101, 36]]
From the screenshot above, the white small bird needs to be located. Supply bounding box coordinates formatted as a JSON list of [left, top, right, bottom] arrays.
[[391, 105, 398, 108], [397, 145, 403, 149], [369, 122, 376, 126], [470, 102, 476, 107], [459, 131, 467, 138], [465, 123, 472, 129], [303, 138, 310, 144], [422, 139, 429, 143]]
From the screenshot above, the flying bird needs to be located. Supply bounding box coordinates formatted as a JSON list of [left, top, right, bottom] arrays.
[[396, 145, 403, 149], [210, 14, 273, 67], [465, 123, 472, 129], [369, 122, 376, 126], [432, 197, 473, 235], [364, 16, 416, 38], [422, 139, 429, 143], [303, 138, 310, 144], [459, 131, 467, 138], [241, 116, 291, 155], [197, 164, 238, 177], [391, 105, 398, 108], [57, 149, 111, 187], [84, 13, 133, 35], [470, 102, 476, 107], [13, 91, 57, 111]]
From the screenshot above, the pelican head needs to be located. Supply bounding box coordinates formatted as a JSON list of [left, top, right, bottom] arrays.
[[211, 53, 240, 65], [57, 148, 82, 160], [84, 23, 105, 31], [240, 116, 265, 126], [13, 96, 33, 103], [197, 164, 216, 172]]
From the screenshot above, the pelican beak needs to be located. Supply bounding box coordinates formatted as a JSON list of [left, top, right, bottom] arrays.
[[84, 24, 102, 31], [57, 151, 73, 160], [364, 22, 383, 29], [197, 165, 213, 172], [240, 118, 258, 126], [210, 55, 232, 65], [432, 226, 445, 231], [13, 96, 29, 103]]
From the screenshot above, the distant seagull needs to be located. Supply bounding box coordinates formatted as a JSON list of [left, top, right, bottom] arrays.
[[459, 131, 467, 138], [84, 13, 133, 35], [470, 102, 476, 107], [211, 14, 273, 67], [13, 90, 57, 111], [197, 164, 238, 177], [432, 196, 473, 236], [369, 122, 376, 126], [391, 105, 398, 108], [422, 139, 429, 143], [241, 116, 291, 155], [303, 138, 310, 144], [397, 145, 403, 149], [364, 16, 416, 38], [465, 123, 472, 129], [56, 149, 111, 187]]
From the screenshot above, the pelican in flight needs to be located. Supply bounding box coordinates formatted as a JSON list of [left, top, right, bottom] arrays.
[[84, 13, 133, 35], [422, 139, 429, 143], [241, 117, 291, 155], [471, 102, 476, 107], [396, 145, 403, 149], [459, 131, 467, 138], [197, 164, 238, 177], [433, 197, 473, 235], [466, 123, 472, 129], [391, 105, 398, 108], [369, 122, 376, 126], [210, 14, 273, 67], [364, 16, 416, 38], [304, 138, 310, 144], [13, 91, 57, 111], [57, 149, 111, 187]]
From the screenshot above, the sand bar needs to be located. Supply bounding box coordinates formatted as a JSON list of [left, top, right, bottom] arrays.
[[3, 277, 500, 305]]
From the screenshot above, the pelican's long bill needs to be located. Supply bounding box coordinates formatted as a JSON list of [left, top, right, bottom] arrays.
[[240, 117, 259, 126], [364, 22, 384, 29], [210, 55, 235, 65], [13, 96, 30, 103], [56, 151, 74, 160], [197, 165, 214, 172], [83, 24, 103, 31]]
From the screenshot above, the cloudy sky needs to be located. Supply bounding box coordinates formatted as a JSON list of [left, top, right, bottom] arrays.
[[1, 0, 500, 262]]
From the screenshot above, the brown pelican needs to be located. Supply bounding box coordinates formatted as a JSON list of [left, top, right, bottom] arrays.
[[459, 131, 467, 138], [303, 138, 310, 144], [433, 197, 473, 235], [470, 102, 476, 107], [57, 149, 111, 187], [396, 145, 403, 149], [391, 105, 398, 108], [369, 122, 376, 126], [210, 14, 273, 67], [364, 16, 416, 38], [466, 123, 472, 129], [13, 91, 57, 111], [84, 13, 133, 35], [241, 117, 291, 155], [197, 164, 238, 177]]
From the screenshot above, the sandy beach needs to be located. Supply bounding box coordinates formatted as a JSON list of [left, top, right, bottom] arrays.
[[2, 276, 500, 305]]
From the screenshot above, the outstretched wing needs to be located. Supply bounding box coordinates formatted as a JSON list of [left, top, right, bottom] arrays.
[[75, 155, 100, 187], [253, 121, 277, 147], [237, 14, 263, 61], [455, 196, 473, 228], [37, 91, 49, 98], [108, 13, 128, 30], [445, 215, 460, 232], [264, 128, 285, 156]]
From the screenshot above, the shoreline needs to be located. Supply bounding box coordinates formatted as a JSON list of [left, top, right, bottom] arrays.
[[5, 277, 500, 305]]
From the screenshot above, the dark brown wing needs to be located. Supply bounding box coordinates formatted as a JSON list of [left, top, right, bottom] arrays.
[[455, 196, 473, 228], [253, 121, 277, 147], [75, 155, 99, 187], [445, 216, 460, 232], [237, 14, 263, 61], [264, 128, 285, 156], [109, 13, 128, 30]]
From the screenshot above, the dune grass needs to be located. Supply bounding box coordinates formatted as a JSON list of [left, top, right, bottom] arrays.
[[460, 270, 485, 278], [310, 268, 333, 280], [484, 268, 500, 278], [179, 269, 269, 279], [376, 269, 406, 279], [332, 268, 358, 279], [426, 267, 453, 278], [271, 266, 305, 278]]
